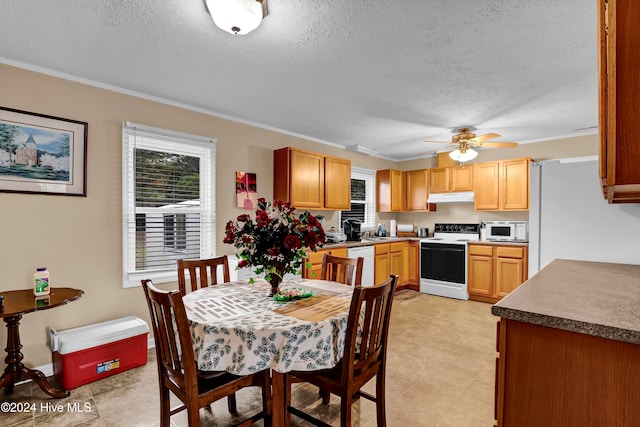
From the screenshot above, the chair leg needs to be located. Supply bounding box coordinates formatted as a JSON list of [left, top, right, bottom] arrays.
[[319, 388, 331, 404], [340, 392, 353, 427], [284, 373, 292, 427], [263, 371, 273, 426], [186, 400, 201, 427], [376, 374, 387, 427], [159, 385, 171, 427], [227, 393, 238, 413]]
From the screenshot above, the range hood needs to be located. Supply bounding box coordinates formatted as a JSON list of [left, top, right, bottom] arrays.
[[426, 191, 475, 204]]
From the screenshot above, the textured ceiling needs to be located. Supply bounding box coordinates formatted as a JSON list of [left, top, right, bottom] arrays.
[[0, 0, 598, 161]]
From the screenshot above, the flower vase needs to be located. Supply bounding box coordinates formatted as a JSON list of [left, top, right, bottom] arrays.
[[268, 275, 283, 296], [268, 266, 286, 296]]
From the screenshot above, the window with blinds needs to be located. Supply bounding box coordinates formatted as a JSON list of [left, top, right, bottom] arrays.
[[122, 122, 215, 287], [339, 167, 376, 230]]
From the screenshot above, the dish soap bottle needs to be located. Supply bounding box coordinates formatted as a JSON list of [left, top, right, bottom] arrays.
[[34, 267, 50, 297]]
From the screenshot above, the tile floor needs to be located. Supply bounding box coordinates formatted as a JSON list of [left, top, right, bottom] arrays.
[[3, 290, 497, 426]]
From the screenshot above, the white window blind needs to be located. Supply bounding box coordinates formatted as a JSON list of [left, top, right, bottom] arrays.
[[339, 166, 376, 229], [122, 122, 216, 287]]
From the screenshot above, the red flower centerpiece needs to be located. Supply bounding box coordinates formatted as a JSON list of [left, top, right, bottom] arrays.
[[223, 198, 326, 295]]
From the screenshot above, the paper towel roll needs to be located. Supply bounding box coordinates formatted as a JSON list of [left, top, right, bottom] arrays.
[[390, 219, 397, 237], [397, 224, 413, 233]]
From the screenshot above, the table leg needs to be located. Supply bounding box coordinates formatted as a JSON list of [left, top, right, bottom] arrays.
[[0, 315, 69, 398], [271, 370, 289, 427]]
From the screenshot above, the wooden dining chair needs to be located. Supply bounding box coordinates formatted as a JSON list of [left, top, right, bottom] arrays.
[[320, 254, 364, 286], [177, 255, 231, 296], [285, 274, 399, 427], [141, 279, 272, 427]]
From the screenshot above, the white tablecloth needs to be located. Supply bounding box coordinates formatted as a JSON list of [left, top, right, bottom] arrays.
[[183, 278, 354, 375]]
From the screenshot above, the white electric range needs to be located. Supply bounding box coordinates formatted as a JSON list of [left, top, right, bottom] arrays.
[[420, 223, 480, 300]]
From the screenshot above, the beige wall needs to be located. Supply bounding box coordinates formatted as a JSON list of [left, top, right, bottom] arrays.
[[0, 62, 597, 368]]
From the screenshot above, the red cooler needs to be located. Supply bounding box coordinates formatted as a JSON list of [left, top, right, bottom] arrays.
[[51, 316, 149, 389]]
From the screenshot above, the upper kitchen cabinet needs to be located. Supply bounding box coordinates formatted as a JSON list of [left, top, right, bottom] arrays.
[[474, 158, 531, 211], [405, 169, 437, 212], [324, 156, 351, 209], [428, 165, 474, 194], [273, 147, 351, 210], [376, 169, 404, 212], [598, 0, 640, 203]]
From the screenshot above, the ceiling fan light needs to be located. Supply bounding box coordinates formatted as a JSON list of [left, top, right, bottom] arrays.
[[206, 0, 266, 35], [449, 148, 478, 163]]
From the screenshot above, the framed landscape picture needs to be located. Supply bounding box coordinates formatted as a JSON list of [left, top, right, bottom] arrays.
[[0, 106, 87, 196]]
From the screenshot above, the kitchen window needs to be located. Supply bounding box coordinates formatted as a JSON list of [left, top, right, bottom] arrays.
[[339, 167, 376, 229], [122, 122, 216, 287]]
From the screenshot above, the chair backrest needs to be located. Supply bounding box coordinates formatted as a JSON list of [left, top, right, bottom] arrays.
[[177, 256, 231, 295], [320, 254, 364, 286], [341, 274, 398, 384], [141, 279, 197, 396]]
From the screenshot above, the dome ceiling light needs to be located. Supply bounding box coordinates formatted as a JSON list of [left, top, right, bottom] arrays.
[[205, 0, 268, 35]]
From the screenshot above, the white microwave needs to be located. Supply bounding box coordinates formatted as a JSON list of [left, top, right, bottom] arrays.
[[485, 221, 528, 242]]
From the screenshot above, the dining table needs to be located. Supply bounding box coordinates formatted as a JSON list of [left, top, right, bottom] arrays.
[[183, 278, 354, 426]]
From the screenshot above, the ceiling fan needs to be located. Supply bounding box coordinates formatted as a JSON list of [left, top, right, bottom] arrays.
[[423, 128, 518, 163]]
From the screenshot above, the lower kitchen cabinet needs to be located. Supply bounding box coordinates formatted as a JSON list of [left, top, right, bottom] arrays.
[[495, 318, 640, 426], [374, 244, 391, 285], [404, 241, 420, 290], [306, 240, 419, 291], [303, 247, 347, 279], [374, 242, 407, 286], [468, 244, 528, 303], [374, 242, 415, 288]]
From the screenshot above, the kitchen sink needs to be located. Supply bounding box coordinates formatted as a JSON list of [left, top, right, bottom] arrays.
[[361, 236, 400, 241]]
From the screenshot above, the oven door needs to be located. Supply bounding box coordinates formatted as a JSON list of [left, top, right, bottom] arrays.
[[420, 242, 466, 284]]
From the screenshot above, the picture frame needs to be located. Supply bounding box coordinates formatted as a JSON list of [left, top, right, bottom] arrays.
[[0, 106, 87, 196], [235, 171, 257, 209]]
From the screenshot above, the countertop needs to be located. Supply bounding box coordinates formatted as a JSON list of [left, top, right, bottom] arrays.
[[492, 259, 640, 345], [469, 240, 528, 247], [321, 237, 420, 249]]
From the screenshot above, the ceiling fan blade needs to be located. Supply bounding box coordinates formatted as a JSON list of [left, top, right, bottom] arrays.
[[470, 132, 501, 142], [476, 141, 519, 148], [423, 140, 451, 143]]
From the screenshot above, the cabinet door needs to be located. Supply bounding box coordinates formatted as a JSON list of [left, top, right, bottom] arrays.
[[598, 0, 608, 192], [331, 248, 348, 258], [407, 241, 420, 285], [390, 170, 404, 211], [474, 162, 500, 210], [376, 170, 404, 212], [374, 253, 390, 285], [451, 165, 474, 192], [324, 156, 351, 210], [598, 0, 640, 203], [495, 257, 524, 297], [501, 158, 530, 210], [405, 169, 429, 211], [429, 168, 450, 193], [468, 255, 493, 296], [390, 247, 404, 285], [290, 149, 324, 209], [304, 249, 329, 279]]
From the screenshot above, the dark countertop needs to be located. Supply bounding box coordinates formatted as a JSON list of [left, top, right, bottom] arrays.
[[469, 240, 528, 247], [492, 259, 640, 345]]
